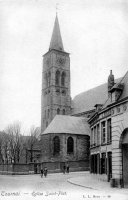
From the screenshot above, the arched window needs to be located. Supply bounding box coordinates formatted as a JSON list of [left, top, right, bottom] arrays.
[[67, 137, 74, 154], [45, 73, 48, 87], [61, 71, 66, 86], [46, 121, 48, 128], [53, 136, 60, 155], [45, 110, 46, 118], [48, 71, 51, 86], [48, 109, 50, 118], [57, 108, 60, 114], [55, 70, 60, 85], [62, 109, 65, 115]]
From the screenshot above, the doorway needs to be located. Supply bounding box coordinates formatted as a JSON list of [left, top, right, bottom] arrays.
[[107, 152, 112, 182], [122, 144, 128, 187], [121, 128, 128, 188]]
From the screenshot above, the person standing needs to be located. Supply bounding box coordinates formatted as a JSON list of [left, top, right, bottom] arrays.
[[40, 164, 44, 178], [44, 167, 48, 178], [66, 163, 69, 173], [63, 164, 66, 174]]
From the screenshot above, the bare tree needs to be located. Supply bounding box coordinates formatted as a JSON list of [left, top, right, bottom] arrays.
[[0, 131, 5, 163], [27, 126, 40, 162], [0, 131, 10, 164], [4, 122, 23, 163], [0, 132, 4, 163]]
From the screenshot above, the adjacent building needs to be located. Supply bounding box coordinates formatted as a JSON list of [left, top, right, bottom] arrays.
[[88, 70, 128, 188]]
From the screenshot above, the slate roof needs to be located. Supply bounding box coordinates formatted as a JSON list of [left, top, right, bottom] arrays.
[[72, 78, 121, 115], [49, 15, 64, 51], [42, 115, 90, 136], [72, 83, 108, 114]]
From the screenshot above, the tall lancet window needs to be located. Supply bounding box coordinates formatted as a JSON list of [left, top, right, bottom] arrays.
[[48, 71, 51, 86], [67, 137, 74, 154], [45, 73, 48, 87], [61, 71, 66, 86], [55, 70, 60, 85], [53, 136, 60, 155]]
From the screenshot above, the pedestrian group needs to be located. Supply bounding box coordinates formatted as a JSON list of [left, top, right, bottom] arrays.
[[40, 166, 48, 178], [63, 163, 69, 174], [40, 163, 70, 178]]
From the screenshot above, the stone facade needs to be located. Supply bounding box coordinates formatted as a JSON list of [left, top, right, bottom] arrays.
[[39, 133, 90, 172], [41, 16, 71, 133], [40, 15, 90, 173], [89, 71, 128, 188]]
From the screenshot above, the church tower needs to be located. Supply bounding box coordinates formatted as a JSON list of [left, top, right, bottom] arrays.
[[41, 15, 71, 132]]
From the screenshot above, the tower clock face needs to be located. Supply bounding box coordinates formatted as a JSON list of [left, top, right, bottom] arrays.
[[56, 57, 65, 66]]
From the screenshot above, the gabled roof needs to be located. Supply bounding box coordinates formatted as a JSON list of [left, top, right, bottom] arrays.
[[72, 78, 121, 115], [42, 115, 90, 136], [49, 15, 64, 51]]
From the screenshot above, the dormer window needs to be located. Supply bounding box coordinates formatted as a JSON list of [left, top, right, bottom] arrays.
[[94, 104, 103, 112], [110, 83, 124, 102]]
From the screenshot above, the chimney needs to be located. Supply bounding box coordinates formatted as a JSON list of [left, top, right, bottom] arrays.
[[108, 70, 114, 97]]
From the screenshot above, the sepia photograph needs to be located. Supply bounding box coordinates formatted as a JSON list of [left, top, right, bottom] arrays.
[[0, 0, 128, 199]]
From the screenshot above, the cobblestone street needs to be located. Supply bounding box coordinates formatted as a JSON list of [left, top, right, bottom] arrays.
[[0, 172, 128, 200]]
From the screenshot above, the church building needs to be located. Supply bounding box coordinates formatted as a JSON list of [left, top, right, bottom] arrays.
[[40, 14, 128, 188], [40, 15, 90, 172]]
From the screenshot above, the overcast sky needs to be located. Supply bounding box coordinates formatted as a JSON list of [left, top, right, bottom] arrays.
[[0, 0, 128, 133]]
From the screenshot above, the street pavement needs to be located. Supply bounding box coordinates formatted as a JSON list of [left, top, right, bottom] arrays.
[[0, 171, 128, 200]]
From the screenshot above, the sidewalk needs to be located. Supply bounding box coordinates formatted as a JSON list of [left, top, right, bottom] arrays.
[[67, 172, 128, 195]]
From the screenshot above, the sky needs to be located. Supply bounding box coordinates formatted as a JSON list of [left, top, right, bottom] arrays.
[[0, 0, 128, 133]]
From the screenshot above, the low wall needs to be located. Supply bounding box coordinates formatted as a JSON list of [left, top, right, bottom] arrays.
[[0, 160, 89, 175], [41, 160, 89, 173], [13, 164, 29, 175], [0, 164, 29, 175], [0, 164, 14, 174]]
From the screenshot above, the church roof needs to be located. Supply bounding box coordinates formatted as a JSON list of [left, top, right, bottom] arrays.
[[72, 78, 121, 115], [42, 115, 90, 136], [49, 15, 64, 51], [72, 83, 108, 114]]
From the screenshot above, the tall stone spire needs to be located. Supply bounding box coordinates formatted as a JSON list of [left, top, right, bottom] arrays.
[[49, 15, 64, 51]]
